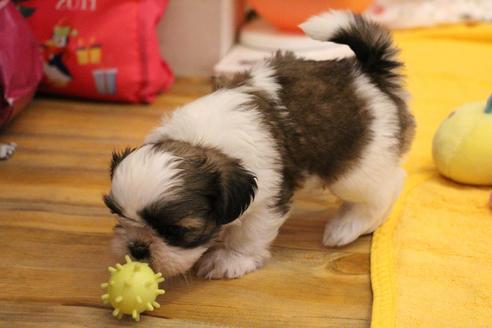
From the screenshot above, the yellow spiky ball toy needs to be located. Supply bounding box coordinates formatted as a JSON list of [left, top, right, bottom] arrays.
[[101, 255, 165, 321]]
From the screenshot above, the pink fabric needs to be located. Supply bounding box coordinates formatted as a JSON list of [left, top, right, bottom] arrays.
[[0, 0, 43, 128]]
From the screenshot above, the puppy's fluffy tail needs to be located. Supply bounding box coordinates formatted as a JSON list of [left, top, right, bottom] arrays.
[[299, 11, 402, 91]]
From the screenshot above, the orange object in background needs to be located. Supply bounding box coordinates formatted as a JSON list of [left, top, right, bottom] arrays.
[[247, 0, 373, 31]]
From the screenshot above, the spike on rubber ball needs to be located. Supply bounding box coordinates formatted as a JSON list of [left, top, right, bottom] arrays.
[[101, 255, 165, 321]]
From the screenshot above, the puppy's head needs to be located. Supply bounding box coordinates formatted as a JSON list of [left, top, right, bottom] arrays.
[[104, 141, 257, 277]]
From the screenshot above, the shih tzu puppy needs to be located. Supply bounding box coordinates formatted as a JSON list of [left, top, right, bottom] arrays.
[[103, 11, 415, 279]]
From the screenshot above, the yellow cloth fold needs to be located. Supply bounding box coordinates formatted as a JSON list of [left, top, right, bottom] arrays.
[[371, 24, 492, 328]]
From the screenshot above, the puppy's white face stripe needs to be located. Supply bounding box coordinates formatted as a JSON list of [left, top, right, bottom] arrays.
[[111, 145, 182, 220]]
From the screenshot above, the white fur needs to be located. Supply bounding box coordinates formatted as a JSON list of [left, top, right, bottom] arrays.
[[111, 145, 182, 220], [146, 80, 288, 279], [324, 73, 404, 246], [146, 88, 282, 213], [242, 60, 294, 120], [197, 208, 289, 279], [244, 61, 281, 102], [196, 247, 261, 279], [299, 10, 355, 41]]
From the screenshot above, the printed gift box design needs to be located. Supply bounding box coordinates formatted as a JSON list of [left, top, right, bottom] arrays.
[[76, 38, 102, 65], [16, 0, 174, 102], [92, 68, 118, 95]]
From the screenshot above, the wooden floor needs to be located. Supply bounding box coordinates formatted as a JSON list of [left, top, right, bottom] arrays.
[[0, 78, 371, 327]]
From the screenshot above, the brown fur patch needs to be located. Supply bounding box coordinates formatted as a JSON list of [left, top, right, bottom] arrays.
[[179, 217, 206, 229], [212, 71, 252, 91], [233, 53, 375, 213], [215, 51, 414, 213], [269, 52, 373, 181], [137, 140, 257, 248]]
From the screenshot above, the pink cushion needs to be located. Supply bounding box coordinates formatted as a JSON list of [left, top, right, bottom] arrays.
[[24, 0, 173, 103]]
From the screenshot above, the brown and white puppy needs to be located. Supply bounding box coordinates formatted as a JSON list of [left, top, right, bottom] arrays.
[[103, 11, 415, 279]]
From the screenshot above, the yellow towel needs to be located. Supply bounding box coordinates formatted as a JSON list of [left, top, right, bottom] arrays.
[[371, 24, 492, 328]]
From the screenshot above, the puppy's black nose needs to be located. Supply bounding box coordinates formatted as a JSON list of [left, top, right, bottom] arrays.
[[128, 241, 150, 260]]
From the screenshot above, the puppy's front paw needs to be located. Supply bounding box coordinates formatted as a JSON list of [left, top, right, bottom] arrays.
[[196, 248, 264, 279]]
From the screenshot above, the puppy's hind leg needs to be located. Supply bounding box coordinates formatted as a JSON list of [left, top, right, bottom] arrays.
[[323, 165, 405, 247]]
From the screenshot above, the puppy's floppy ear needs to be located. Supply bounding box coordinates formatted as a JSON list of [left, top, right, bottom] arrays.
[[211, 161, 258, 225], [110, 147, 135, 179]]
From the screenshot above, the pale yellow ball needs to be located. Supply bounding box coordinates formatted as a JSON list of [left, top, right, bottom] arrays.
[[433, 99, 492, 185]]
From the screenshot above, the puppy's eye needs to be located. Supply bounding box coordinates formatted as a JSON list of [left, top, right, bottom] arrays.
[[159, 225, 187, 239], [156, 224, 188, 242]]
